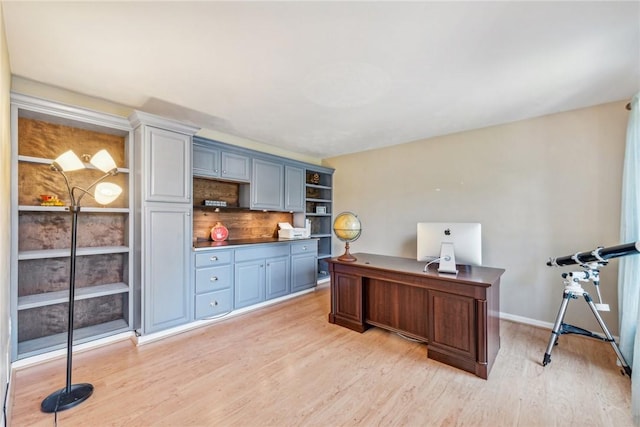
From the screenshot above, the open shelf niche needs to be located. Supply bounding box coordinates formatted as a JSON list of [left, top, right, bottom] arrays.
[[10, 93, 134, 360]]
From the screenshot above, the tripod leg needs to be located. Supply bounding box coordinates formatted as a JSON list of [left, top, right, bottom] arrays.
[[543, 292, 572, 366], [583, 294, 632, 376]]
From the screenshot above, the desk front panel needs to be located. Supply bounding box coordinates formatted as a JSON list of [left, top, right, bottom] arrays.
[[328, 253, 504, 379]]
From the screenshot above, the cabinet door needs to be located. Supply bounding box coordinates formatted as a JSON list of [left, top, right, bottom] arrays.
[[144, 206, 192, 333], [251, 158, 284, 210], [145, 127, 191, 203], [193, 144, 220, 178], [329, 271, 365, 332], [291, 254, 317, 292], [428, 290, 476, 360], [221, 151, 250, 182], [265, 256, 290, 300], [284, 165, 304, 212], [234, 260, 265, 309]]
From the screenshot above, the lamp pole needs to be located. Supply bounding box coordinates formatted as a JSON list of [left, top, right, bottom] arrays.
[[41, 203, 94, 412], [41, 150, 121, 413]]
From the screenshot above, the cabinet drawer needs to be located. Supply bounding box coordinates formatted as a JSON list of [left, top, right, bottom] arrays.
[[291, 241, 318, 255], [195, 250, 233, 267], [235, 245, 289, 262], [195, 289, 232, 319], [195, 265, 232, 293]]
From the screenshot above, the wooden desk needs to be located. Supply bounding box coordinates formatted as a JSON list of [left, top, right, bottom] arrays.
[[328, 253, 505, 379]]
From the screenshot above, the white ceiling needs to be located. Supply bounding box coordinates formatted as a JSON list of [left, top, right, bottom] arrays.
[[3, 1, 639, 158]]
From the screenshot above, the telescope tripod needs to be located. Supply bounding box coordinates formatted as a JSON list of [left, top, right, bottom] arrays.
[[542, 262, 632, 377]]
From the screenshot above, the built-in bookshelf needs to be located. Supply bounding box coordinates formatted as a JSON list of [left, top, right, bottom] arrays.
[[10, 93, 134, 360], [304, 168, 334, 280]]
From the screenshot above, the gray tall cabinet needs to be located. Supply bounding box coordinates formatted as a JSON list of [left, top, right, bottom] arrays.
[[129, 112, 199, 335]]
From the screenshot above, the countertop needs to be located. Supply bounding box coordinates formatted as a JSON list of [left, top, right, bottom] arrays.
[[193, 237, 317, 251]]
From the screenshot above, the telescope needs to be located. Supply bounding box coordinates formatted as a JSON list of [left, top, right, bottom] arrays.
[[547, 241, 640, 267]]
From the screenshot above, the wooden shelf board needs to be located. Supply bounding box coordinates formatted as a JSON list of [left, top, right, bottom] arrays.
[[305, 183, 332, 190], [17, 319, 130, 358], [18, 205, 129, 213], [318, 253, 332, 260], [306, 198, 332, 203], [18, 282, 129, 310], [18, 245, 130, 260], [18, 155, 130, 173], [310, 234, 332, 238]]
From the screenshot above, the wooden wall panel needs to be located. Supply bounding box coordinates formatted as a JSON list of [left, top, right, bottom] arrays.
[[193, 209, 293, 241], [18, 254, 127, 296], [17, 294, 125, 342], [192, 177, 294, 241], [18, 162, 129, 209], [18, 212, 127, 251], [18, 118, 126, 165]]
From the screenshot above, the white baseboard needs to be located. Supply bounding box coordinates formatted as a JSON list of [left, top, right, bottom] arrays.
[[499, 312, 553, 330], [135, 287, 317, 346], [11, 331, 134, 370]]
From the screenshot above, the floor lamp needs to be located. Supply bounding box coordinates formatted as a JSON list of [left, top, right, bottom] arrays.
[[41, 149, 122, 413]]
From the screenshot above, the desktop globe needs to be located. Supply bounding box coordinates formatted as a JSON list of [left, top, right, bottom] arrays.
[[333, 211, 361, 262]]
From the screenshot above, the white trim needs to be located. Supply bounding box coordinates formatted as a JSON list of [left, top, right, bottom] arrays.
[[499, 311, 620, 341], [135, 288, 316, 346], [11, 331, 133, 370], [499, 312, 553, 330]]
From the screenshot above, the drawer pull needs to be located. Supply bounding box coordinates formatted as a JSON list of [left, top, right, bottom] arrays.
[[210, 300, 218, 307], [302, 246, 307, 250], [210, 256, 218, 261], [210, 276, 218, 282]]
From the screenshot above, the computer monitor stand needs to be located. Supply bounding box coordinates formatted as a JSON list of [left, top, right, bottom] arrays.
[[438, 242, 458, 274]]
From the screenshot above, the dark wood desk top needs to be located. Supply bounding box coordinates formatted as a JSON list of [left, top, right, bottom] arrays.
[[328, 253, 505, 287]]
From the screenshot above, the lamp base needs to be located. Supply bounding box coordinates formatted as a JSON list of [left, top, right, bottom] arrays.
[[41, 383, 93, 413]]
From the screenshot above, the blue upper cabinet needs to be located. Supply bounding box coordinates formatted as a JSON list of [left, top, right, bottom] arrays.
[[284, 165, 305, 212], [243, 159, 305, 212], [220, 151, 250, 182], [250, 158, 285, 211], [193, 143, 220, 178], [192, 138, 250, 182], [144, 126, 192, 204]]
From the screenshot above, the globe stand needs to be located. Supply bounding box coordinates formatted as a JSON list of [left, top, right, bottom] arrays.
[[338, 241, 357, 262]]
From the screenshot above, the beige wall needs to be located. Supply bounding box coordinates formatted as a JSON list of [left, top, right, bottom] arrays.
[[324, 101, 629, 334], [1, 2, 11, 422], [10, 76, 322, 165]]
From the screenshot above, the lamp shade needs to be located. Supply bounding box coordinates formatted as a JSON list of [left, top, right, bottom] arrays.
[[53, 150, 85, 172], [94, 182, 122, 205], [89, 149, 117, 173]]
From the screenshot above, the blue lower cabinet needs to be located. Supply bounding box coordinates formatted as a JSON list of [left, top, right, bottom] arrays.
[[291, 241, 318, 292], [196, 241, 317, 315], [265, 256, 290, 300], [194, 249, 233, 320], [234, 260, 265, 309], [195, 289, 232, 318]]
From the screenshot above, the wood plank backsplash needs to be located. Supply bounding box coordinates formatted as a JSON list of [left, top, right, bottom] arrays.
[[192, 177, 294, 241], [193, 209, 293, 241]]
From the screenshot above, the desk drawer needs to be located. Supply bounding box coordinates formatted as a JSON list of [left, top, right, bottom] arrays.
[[291, 241, 318, 255], [195, 289, 232, 319], [195, 265, 232, 293], [195, 250, 233, 267]]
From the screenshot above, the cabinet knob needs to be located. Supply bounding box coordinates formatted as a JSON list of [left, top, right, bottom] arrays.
[[210, 276, 218, 282], [210, 256, 218, 261], [302, 246, 307, 250], [210, 300, 218, 307]]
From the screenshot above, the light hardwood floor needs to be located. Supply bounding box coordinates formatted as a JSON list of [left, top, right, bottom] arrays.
[[9, 287, 632, 426]]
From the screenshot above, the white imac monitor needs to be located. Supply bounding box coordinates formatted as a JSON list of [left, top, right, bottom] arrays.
[[417, 222, 482, 273]]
